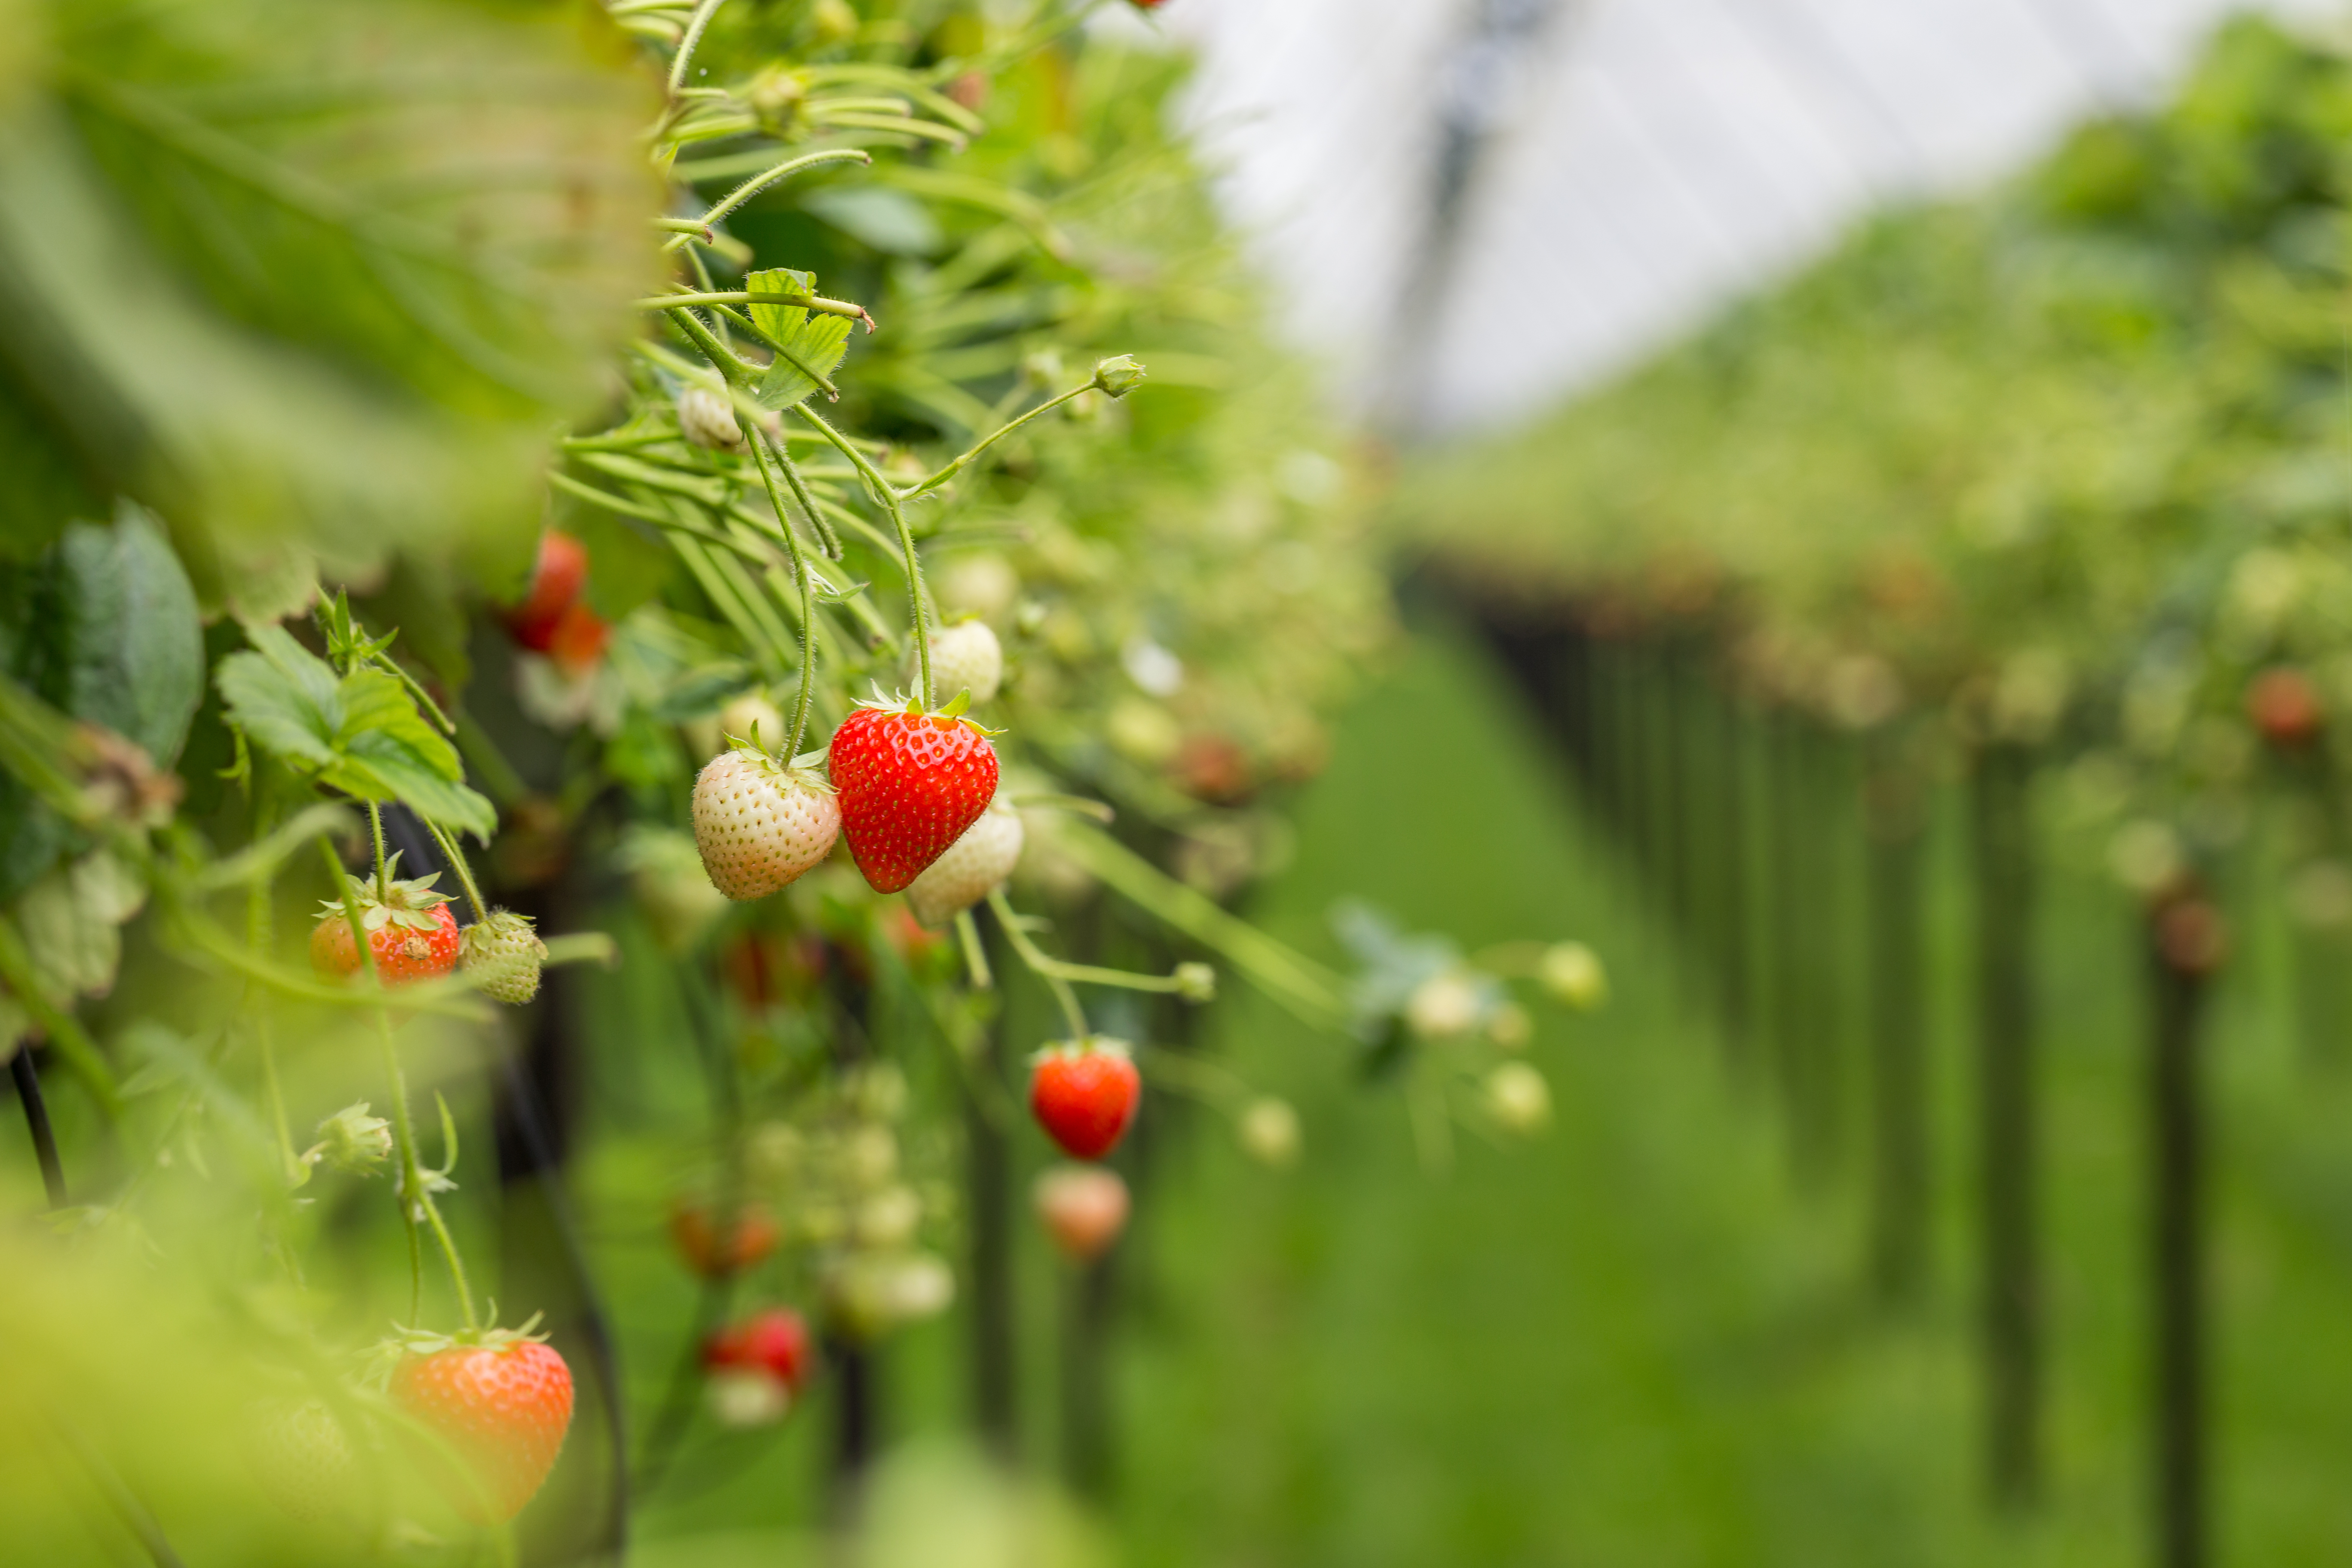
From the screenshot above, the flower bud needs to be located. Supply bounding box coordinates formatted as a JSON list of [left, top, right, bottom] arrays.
[[1405, 971, 1482, 1040], [1091, 355, 1147, 398], [1237, 1097, 1301, 1169], [678, 386, 745, 452], [1484, 1063, 1552, 1135], [312, 1103, 393, 1175], [1173, 962, 1217, 1003], [1538, 942, 1607, 1011], [1486, 1001, 1533, 1049]]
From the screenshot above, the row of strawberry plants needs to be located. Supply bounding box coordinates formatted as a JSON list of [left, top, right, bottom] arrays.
[[1415, 17, 2352, 1568], [0, 1, 1606, 1561]]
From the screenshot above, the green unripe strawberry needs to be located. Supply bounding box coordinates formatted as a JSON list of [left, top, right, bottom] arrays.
[[462, 910, 548, 1004]]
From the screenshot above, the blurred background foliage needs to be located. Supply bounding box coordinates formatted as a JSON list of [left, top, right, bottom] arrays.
[[17, 0, 2352, 1565]]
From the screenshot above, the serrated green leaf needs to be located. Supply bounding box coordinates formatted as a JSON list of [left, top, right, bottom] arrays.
[[215, 649, 339, 769], [218, 631, 493, 838], [334, 669, 462, 784], [747, 267, 854, 412], [337, 740, 496, 842]]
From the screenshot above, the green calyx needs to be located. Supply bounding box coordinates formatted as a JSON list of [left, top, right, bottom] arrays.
[[853, 683, 1006, 736], [1029, 1034, 1133, 1067], [386, 1310, 550, 1358], [314, 853, 453, 933]]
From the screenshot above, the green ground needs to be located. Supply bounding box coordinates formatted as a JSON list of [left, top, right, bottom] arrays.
[[609, 623, 2352, 1567]]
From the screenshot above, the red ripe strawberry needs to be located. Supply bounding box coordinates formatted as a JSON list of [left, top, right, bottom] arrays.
[[701, 1308, 815, 1428], [1032, 1164, 1130, 1261], [391, 1332, 573, 1525], [505, 533, 591, 653], [2247, 666, 2323, 748], [827, 697, 1000, 894], [1029, 1038, 1141, 1161], [704, 1308, 814, 1392], [310, 859, 461, 986]]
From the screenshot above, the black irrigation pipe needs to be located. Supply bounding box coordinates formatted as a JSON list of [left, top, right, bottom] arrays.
[[1972, 744, 2043, 1511], [1863, 733, 1931, 1305], [2147, 905, 2216, 1568], [12, 1044, 67, 1207], [378, 804, 631, 1562]]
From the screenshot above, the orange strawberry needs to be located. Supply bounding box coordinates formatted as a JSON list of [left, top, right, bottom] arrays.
[[310, 859, 460, 986], [390, 1330, 573, 1525]]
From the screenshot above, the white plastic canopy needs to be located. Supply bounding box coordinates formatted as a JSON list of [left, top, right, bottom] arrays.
[[1109, 0, 2342, 435]]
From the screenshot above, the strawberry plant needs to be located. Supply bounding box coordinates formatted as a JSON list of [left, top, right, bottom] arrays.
[[0, 0, 1605, 1560]]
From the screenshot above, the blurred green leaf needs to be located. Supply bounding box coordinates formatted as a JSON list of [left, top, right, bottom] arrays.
[[0, 505, 202, 901], [0, 0, 665, 595]]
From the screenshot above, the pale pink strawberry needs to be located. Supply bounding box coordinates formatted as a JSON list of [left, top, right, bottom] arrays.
[[693, 749, 841, 900], [1032, 1164, 1130, 1261], [904, 796, 1023, 928]]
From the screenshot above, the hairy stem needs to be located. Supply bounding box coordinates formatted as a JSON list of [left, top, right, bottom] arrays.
[[797, 404, 934, 707], [745, 424, 821, 758], [424, 819, 493, 926], [665, 0, 727, 95], [320, 835, 476, 1331]]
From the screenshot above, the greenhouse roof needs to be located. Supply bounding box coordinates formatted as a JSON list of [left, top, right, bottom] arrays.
[[1127, 0, 2341, 435]]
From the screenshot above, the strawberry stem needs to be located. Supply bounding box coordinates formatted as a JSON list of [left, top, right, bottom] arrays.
[[425, 819, 494, 926], [984, 888, 1089, 1041], [982, 887, 1203, 1000], [318, 833, 480, 1333], [368, 802, 391, 899], [797, 404, 935, 709], [744, 422, 821, 759]]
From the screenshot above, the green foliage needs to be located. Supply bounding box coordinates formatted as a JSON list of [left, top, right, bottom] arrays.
[[1400, 13, 2352, 835], [217, 623, 495, 840], [0, 0, 664, 606], [0, 505, 200, 900]]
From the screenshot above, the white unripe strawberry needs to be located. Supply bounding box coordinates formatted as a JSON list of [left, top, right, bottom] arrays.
[[903, 796, 1023, 928], [678, 386, 745, 451], [692, 750, 841, 900], [461, 910, 548, 1004], [921, 620, 1004, 704]]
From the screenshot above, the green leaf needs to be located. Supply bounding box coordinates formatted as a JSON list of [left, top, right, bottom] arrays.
[[0, 505, 203, 900], [748, 268, 855, 412], [214, 628, 341, 770], [216, 631, 494, 839], [333, 674, 497, 841]]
